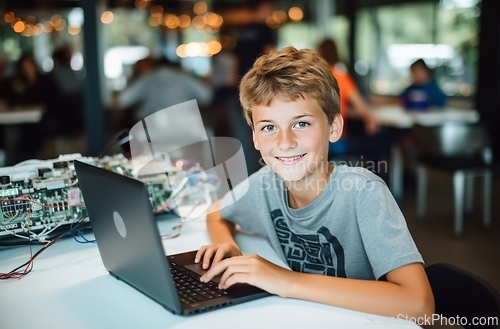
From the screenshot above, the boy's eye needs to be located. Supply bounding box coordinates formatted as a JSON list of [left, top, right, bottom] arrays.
[[294, 121, 310, 129], [262, 125, 276, 132]]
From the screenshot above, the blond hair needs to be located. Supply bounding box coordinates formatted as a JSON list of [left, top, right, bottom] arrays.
[[239, 46, 340, 127]]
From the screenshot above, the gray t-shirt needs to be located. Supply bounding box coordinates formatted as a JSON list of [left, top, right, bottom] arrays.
[[220, 164, 423, 280]]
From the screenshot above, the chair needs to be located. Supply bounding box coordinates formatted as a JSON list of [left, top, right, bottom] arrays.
[[412, 123, 495, 238], [425, 263, 500, 329]]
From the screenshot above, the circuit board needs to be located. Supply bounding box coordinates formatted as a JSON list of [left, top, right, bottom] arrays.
[[0, 153, 189, 242]]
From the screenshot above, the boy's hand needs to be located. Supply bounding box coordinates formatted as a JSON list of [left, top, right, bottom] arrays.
[[199, 254, 295, 297], [195, 243, 242, 269]]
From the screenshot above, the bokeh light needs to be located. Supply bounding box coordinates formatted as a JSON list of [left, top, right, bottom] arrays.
[[135, 0, 148, 10], [207, 40, 222, 55], [44, 21, 54, 33], [164, 14, 180, 29], [68, 25, 81, 35], [4, 12, 15, 23], [193, 2, 208, 15], [176, 44, 187, 58], [288, 7, 303, 22], [192, 15, 206, 29], [272, 11, 287, 24], [150, 5, 164, 17], [178, 14, 191, 28], [13, 21, 25, 33], [101, 11, 114, 24]]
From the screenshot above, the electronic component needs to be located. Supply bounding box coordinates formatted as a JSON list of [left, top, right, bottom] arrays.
[[0, 153, 199, 242]]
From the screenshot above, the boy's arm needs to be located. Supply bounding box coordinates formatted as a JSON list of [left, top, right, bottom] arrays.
[[206, 199, 238, 246], [201, 255, 434, 319], [285, 262, 434, 318], [198, 195, 433, 317], [195, 199, 242, 269]]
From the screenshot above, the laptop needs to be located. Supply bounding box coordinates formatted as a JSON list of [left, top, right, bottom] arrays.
[[74, 160, 269, 316]]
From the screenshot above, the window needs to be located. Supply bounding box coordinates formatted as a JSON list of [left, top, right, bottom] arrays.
[[355, 0, 479, 97]]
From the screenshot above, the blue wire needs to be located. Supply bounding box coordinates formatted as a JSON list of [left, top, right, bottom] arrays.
[[65, 216, 96, 244], [72, 235, 87, 244], [76, 230, 96, 244]]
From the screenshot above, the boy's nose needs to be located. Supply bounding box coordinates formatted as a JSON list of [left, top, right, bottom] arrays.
[[277, 130, 296, 150]]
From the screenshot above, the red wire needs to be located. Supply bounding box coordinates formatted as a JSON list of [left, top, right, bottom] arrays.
[[0, 209, 62, 280]]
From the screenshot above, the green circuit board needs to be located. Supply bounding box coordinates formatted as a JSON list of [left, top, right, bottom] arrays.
[[0, 154, 185, 241]]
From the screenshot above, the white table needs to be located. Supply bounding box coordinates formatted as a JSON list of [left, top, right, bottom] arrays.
[[0, 105, 44, 165], [0, 214, 420, 329], [0, 105, 44, 124], [372, 106, 479, 129], [371, 106, 480, 200]]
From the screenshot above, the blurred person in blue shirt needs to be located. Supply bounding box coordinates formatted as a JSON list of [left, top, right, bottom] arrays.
[[401, 59, 447, 110]]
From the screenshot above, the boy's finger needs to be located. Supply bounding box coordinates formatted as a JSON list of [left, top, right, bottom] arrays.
[[202, 247, 216, 269], [211, 249, 226, 267], [200, 260, 227, 282], [194, 245, 207, 263], [218, 264, 248, 288]]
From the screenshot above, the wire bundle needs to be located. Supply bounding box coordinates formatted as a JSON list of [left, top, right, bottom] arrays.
[[0, 215, 94, 280]]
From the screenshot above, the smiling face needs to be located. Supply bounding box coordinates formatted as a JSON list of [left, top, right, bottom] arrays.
[[252, 95, 343, 185]]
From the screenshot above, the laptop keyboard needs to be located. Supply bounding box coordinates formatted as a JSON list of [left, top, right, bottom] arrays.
[[170, 262, 229, 305]]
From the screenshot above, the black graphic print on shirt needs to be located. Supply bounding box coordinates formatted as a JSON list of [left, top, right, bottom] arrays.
[[271, 209, 346, 278]]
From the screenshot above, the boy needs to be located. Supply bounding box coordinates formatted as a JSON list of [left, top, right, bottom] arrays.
[[195, 47, 434, 318], [401, 58, 447, 110]]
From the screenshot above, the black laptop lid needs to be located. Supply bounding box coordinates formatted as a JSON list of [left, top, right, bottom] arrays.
[[74, 160, 182, 314]]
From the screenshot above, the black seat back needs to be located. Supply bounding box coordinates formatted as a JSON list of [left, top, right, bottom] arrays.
[[425, 263, 500, 329]]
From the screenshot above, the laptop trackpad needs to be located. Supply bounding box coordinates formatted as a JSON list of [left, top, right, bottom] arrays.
[[184, 263, 221, 284]]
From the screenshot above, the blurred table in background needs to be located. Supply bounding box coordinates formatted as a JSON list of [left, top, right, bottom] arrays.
[[372, 106, 479, 129], [0, 105, 44, 166], [371, 106, 480, 200]]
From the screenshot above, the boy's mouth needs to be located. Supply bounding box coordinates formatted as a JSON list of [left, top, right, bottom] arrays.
[[274, 153, 306, 165]]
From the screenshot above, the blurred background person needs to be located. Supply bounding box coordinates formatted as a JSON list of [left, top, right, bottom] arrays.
[[0, 54, 8, 165], [0, 53, 62, 161], [401, 59, 447, 110], [318, 38, 378, 136], [317, 39, 390, 178], [109, 56, 155, 131], [129, 56, 155, 83], [1, 53, 59, 111], [398, 59, 448, 180], [233, 0, 277, 80], [0, 54, 9, 107], [51, 45, 84, 135], [112, 57, 213, 123], [210, 48, 238, 137], [223, 0, 277, 175]]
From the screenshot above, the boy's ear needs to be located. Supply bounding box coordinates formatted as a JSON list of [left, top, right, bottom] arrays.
[[329, 114, 344, 143], [252, 129, 260, 150]]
